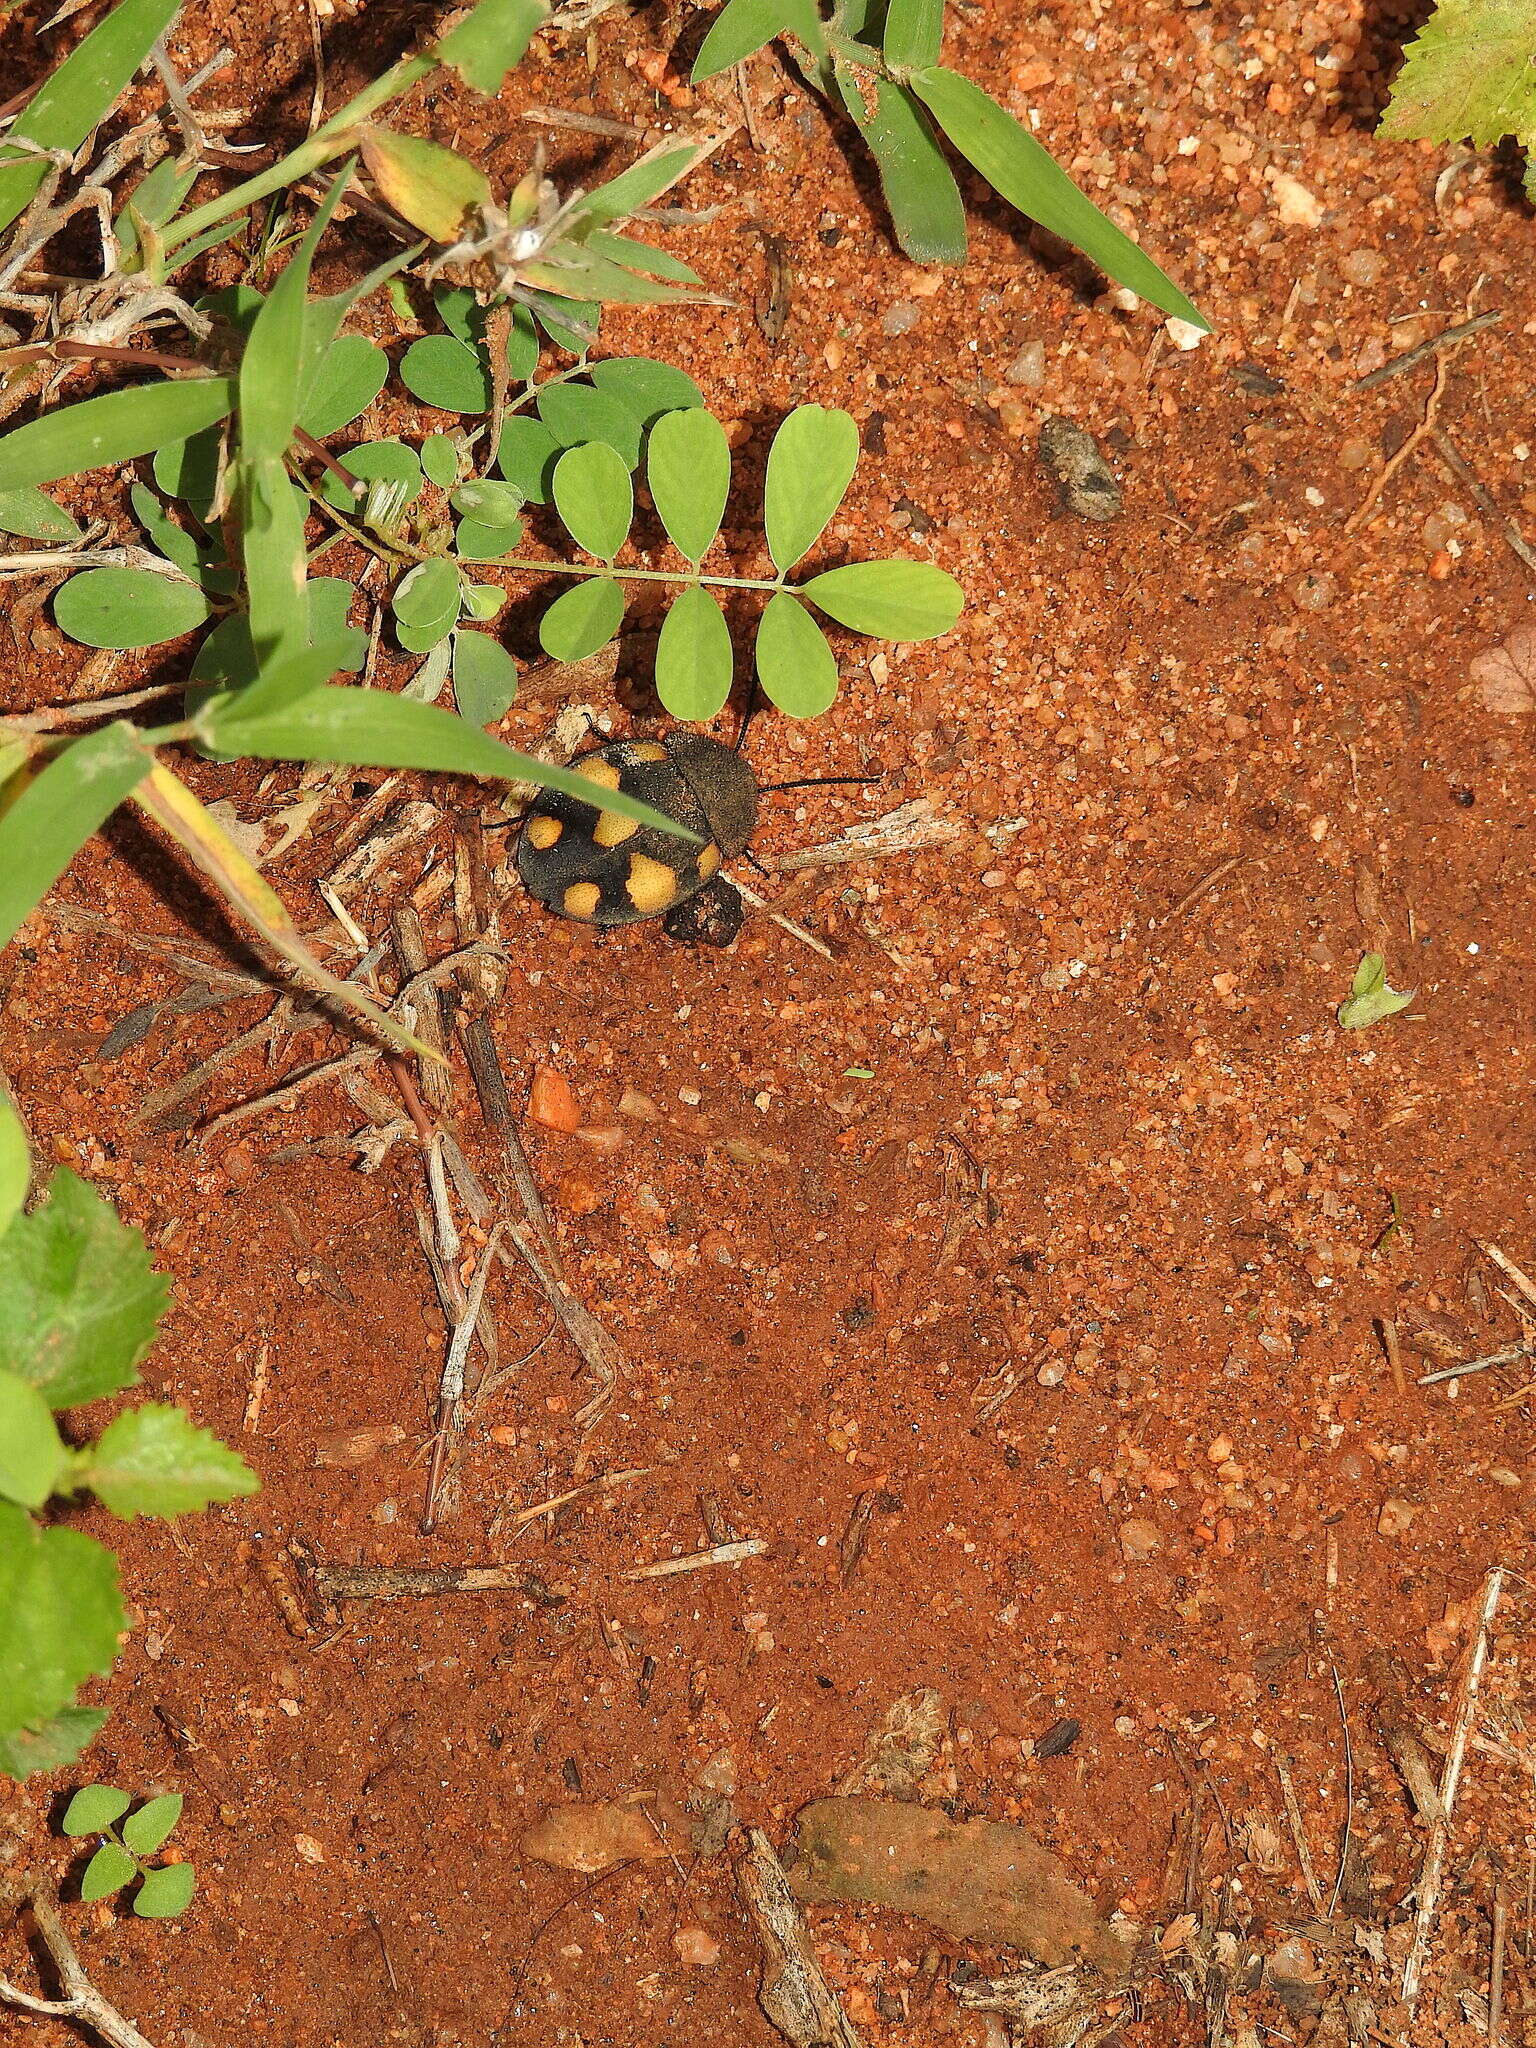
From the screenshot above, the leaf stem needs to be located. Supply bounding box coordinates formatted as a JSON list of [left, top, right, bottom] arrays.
[[492, 557, 790, 593]]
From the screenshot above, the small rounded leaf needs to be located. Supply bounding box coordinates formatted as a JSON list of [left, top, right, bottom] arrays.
[[80, 1840, 137, 1901], [54, 568, 210, 649], [589, 356, 703, 427], [450, 480, 525, 528], [655, 585, 733, 720], [755, 591, 839, 719], [798, 559, 963, 640], [320, 439, 423, 512], [648, 408, 730, 562], [392, 558, 462, 628], [553, 442, 633, 560], [454, 517, 524, 561], [496, 416, 560, 503], [122, 1792, 182, 1856], [538, 577, 627, 662], [420, 432, 461, 488], [764, 405, 860, 572], [0, 1370, 65, 1509], [460, 582, 504, 623], [134, 1859, 196, 1919], [153, 425, 224, 518], [62, 1783, 132, 1837], [452, 630, 520, 727], [536, 384, 643, 469], [400, 335, 492, 415], [395, 609, 460, 654], [298, 334, 389, 439]]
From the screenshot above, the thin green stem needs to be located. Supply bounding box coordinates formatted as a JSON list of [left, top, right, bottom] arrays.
[[493, 558, 790, 593], [161, 51, 435, 255]]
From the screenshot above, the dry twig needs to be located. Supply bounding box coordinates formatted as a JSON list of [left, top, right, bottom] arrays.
[[1, 1879, 157, 2048], [623, 1538, 767, 1581]]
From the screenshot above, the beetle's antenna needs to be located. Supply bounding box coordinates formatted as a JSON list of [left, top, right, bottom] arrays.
[[734, 683, 760, 753], [759, 771, 884, 792]]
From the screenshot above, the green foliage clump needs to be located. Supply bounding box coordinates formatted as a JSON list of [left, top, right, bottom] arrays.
[[0, 1098, 255, 1783], [1381, 1, 1536, 195], [61, 1782, 197, 1918]]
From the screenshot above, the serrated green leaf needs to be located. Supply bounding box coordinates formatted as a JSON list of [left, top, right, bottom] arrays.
[[496, 416, 560, 502], [452, 631, 520, 726], [647, 407, 731, 562], [0, 1507, 122, 1738], [0, 486, 82, 544], [909, 67, 1207, 326], [401, 335, 493, 414], [799, 558, 963, 640], [0, 1372, 65, 1509], [54, 568, 211, 651], [0, 1169, 168, 1407], [0, 1095, 27, 1240], [393, 558, 463, 627], [0, 380, 235, 493], [839, 74, 967, 265], [134, 1859, 196, 1918], [195, 684, 698, 836], [883, 0, 943, 67], [655, 585, 734, 720], [122, 1792, 183, 1855], [299, 334, 390, 439], [755, 590, 839, 717], [0, 0, 182, 234], [433, 0, 548, 93], [693, 0, 826, 80], [538, 576, 627, 661], [1381, 0, 1536, 154], [536, 384, 643, 468], [553, 442, 632, 560], [0, 1705, 106, 1781], [81, 1840, 138, 1902], [62, 1782, 131, 1835], [1338, 953, 1416, 1030], [451, 480, 525, 526], [0, 726, 153, 954], [764, 404, 859, 571], [360, 128, 491, 241], [588, 356, 704, 427], [80, 1403, 257, 1520]]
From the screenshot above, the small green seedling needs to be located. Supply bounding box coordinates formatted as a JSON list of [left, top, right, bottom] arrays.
[[0, 1096, 256, 1782], [61, 1784, 196, 1919], [1338, 953, 1416, 1030]]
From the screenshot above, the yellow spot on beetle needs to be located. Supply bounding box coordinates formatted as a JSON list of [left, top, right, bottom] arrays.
[[593, 809, 638, 847], [631, 741, 668, 762], [575, 758, 622, 792], [625, 854, 677, 914], [697, 843, 721, 879], [563, 881, 601, 920], [527, 815, 562, 850]]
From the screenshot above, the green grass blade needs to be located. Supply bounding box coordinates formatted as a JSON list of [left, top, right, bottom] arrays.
[[693, 0, 826, 80], [196, 687, 699, 838], [909, 66, 1208, 328], [0, 725, 152, 950], [0, 0, 182, 234], [883, 0, 943, 68], [839, 73, 966, 265], [0, 379, 234, 491]]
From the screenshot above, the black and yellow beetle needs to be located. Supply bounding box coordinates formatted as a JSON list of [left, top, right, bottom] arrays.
[[516, 729, 871, 947], [517, 731, 758, 945]]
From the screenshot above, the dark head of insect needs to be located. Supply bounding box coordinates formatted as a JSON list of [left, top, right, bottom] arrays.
[[516, 730, 869, 948]]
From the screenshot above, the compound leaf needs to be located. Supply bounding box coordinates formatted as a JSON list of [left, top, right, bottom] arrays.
[[655, 585, 733, 720], [400, 335, 493, 413]]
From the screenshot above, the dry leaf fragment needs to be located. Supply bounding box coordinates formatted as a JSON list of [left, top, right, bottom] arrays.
[[1469, 626, 1536, 714], [521, 1801, 670, 1874]]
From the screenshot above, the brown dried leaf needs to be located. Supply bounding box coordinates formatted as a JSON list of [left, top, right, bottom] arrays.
[[1469, 626, 1536, 714], [836, 1689, 948, 1801]]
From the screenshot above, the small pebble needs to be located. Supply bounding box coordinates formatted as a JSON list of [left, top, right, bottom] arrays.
[[1004, 339, 1046, 387], [672, 1926, 721, 1968], [1378, 1497, 1416, 1538], [1119, 1516, 1161, 1561], [1290, 571, 1337, 612], [1038, 416, 1122, 522], [1341, 246, 1385, 286], [1271, 172, 1323, 227], [529, 1067, 581, 1133], [558, 1174, 603, 1215], [1036, 1356, 1067, 1387], [882, 300, 922, 336]]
